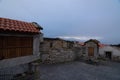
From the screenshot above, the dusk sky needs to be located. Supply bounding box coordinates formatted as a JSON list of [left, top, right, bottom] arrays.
[[0, 0, 120, 44]]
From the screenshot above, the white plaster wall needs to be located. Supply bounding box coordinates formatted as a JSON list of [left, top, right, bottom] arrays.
[[33, 34, 40, 56], [99, 46, 120, 57], [39, 33, 43, 42]]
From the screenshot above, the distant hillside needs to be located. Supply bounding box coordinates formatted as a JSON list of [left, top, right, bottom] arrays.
[[110, 44, 120, 47]]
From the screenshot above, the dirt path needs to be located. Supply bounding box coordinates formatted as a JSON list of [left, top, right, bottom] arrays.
[[38, 61, 120, 80]]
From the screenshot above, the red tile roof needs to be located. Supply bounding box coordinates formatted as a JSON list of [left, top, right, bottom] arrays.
[[79, 42, 84, 46], [99, 43, 108, 48], [0, 17, 41, 34]]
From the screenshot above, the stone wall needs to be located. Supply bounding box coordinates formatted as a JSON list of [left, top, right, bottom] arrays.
[[41, 49, 76, 64], [40, 38, 77, 63], [40, 39, 100, 63], [0, 63, 29, 80], [0, 64, 29, 75], [72, 47, 82, 60], [40, 38, 69, 52]]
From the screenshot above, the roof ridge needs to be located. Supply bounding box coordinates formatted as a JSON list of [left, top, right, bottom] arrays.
[[0, 17, 31, 24]]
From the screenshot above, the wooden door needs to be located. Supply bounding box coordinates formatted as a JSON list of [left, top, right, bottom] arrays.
[[0, 36, 33, 59], [88, 47, 94, 56], [0, 36, 3, 60]]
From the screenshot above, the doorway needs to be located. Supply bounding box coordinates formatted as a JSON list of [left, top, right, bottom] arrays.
[[88, 47, 94, 56], [105, 51, 112, 60]]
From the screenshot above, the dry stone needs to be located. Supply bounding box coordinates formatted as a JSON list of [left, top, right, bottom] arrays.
[[41, 49, 76, 64]]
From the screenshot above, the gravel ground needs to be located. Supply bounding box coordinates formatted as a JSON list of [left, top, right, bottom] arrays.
[[38, 61, 120, 80]]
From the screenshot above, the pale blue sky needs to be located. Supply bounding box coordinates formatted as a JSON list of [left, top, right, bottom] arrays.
[[0, 0, 120, 44]]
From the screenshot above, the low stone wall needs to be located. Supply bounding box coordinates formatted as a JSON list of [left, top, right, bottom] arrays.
[[41, 49, 76, 64], [99, 53, 120, 62], [0, 64, 29, 80], [0, 64, 28, 75], [0, 62, 40, 80], [0, 55, 40, 69], [72, 47, 82, 59]]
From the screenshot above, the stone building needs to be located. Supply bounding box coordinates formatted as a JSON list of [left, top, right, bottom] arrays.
[[72, 39, 100, 60], [40, 38, 68, 51], [40, 38, 76, 63], [83, 39, 100, 60], [40, 38, 100, 63], [0, 17, 43, 79], [99, 45, 120, 61]]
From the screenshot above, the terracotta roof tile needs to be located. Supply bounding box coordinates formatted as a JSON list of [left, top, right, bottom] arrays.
[[99, 43, 108, 48], [0, 17, 41, 33]]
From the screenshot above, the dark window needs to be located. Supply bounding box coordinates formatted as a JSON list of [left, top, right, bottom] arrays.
[[105, 51, 112, 60], [50, 42, 53, 48]]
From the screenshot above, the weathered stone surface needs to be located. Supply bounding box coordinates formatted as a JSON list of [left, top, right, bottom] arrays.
[[40, 38, 100, 63], [41, 49, 76, 64]]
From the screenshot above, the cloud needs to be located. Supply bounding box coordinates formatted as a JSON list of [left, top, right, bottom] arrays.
[[59, 36, 103, 41]]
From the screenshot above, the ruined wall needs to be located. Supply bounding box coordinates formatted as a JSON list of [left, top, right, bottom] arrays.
[[40, 40, 68, 51], [41, 49, 76, 64], [40, 39, 77, 63]]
